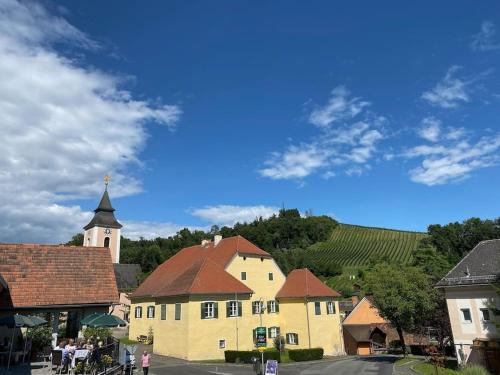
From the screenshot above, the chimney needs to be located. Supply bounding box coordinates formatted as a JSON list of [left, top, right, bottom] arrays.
[[214, 235, 222, 246], [201, 239, 209, 246]]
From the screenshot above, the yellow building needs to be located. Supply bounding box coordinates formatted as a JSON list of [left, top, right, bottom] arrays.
[[129, 235, 344, 360]]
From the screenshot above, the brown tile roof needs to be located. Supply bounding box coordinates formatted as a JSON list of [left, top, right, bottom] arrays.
[[132, 236, 266, 298], [276, 268, 340, 299], [0, 244, 119, 308]]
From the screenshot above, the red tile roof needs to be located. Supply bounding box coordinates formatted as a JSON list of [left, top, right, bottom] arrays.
[[276, 268, 340, 299], [132, 236, 267, 298], [0, 244, 119, 308]]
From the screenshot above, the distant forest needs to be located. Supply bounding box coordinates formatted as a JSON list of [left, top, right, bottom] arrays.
[[66, 211, 500, 283]]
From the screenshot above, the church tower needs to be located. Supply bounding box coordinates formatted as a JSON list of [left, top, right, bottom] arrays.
[[83, 177, 122, 263]]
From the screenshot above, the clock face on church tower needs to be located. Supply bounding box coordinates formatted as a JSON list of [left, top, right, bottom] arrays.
[[104, 228, 112, 235]]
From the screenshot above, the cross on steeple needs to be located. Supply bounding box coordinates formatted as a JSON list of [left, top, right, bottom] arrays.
[[104, 174, 110, 190]]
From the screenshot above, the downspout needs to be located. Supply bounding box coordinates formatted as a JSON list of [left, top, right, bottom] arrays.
[[235, 292, 239, 351], [305, 297, 311, 349]]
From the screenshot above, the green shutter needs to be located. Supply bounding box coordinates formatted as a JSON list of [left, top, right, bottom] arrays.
[[226, 302, 230, 317], [214, 302, 218, 318], [285, 334, 290, 344], [268, 327, 272, 337], [201, 303, 205, 319], [277, 327, 280, 336], [275, 301, 279, 313], [175, 303, 181, 320], [267, 301, 271, 314], [238, 301, 242, 316], [295, 334, 299, 345]]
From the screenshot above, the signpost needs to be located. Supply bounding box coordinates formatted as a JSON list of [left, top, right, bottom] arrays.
[[256, 327, 266, 375]]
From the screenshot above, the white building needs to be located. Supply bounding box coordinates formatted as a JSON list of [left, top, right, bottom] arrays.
[[437, 239, 500, 368]]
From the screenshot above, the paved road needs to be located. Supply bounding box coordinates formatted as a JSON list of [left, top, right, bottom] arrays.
[[145, 355, 397, 375]]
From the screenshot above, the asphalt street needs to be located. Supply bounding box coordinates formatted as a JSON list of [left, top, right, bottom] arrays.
[[145, 355, 397, 375]]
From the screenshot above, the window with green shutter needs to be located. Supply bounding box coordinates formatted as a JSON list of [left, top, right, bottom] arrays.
[[326, 301, 336, 314], [201, 302, 218, 319], [160, 304, 167, 320], [314, 301, 321, 315], [175, 303, 181, 320], [286, 333, 298, 345], [226, 301, 241, 317]]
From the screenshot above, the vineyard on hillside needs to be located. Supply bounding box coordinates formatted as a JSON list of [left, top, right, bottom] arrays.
[[308, 224, 427, 267]]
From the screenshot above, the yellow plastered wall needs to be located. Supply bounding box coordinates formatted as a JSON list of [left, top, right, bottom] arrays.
[[153, 297, 189, 359], [128, 298, 155, 341], [280, 298, 343, 355]]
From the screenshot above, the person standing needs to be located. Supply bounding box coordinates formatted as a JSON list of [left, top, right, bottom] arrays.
[[141, 350, 151, 375]]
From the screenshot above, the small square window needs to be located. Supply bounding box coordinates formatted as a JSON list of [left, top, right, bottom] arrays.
[[268, 272, 273, 281], [219, 339, 226, 349], [480, 308, 491, 322], [241, 272, 247, 280], [461, 308, 472, 323]]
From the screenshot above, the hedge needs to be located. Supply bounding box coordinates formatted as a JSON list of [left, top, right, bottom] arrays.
[[224, 349, 281, 363], [288, 348, 323, 361]]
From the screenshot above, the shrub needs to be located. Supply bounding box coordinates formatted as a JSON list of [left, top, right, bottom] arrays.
[[460, 365, 490, 375], [224, 349, 281, 363], [147, 326, 154, 345], [288, 348, 323, 361], [83, 327, 111, 343], [28, 326, 52, 351], [273, 336, 285, 352]]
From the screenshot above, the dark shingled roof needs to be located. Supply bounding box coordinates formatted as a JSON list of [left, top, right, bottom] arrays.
[[84, 190, 122, 230], [114, 264, 142, 292], [436, 239, 500, 287], [0, 244, 119, 308]]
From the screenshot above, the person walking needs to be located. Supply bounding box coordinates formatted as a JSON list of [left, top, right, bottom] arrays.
[[141, 350, 151, 375]]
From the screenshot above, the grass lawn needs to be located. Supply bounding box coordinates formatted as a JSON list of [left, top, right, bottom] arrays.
[[395, 356, 420, 367], [119, 337, 139, 345], [413, 360, 459, 375]]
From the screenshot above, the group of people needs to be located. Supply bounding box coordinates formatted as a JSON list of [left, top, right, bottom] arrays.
[[53, 338, 94, 372]]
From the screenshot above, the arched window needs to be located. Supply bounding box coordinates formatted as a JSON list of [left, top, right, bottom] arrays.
[[104, 237, 110, 247]]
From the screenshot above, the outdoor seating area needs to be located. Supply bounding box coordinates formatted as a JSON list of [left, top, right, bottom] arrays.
[[0, 313, 125, 375]]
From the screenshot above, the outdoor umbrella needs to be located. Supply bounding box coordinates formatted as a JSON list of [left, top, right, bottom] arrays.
[[83, 313, 126, 328], [80, 313, 102, 326], [0, 314, 47, 369]]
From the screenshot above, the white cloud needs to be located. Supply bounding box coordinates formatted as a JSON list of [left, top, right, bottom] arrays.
[[418, 117, 441, 142], [308, 86, 370, 128], [470, 21, 500, 52], [405, 135, 500, 186], [259, 144, 332, 180], [0, 0, 181, 243], [260, 88, 385, 181], [421, 66, 470, 109], [190, 205, 280, 226]]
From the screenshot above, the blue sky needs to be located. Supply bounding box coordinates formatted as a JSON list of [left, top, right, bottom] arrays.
[[1, 0, 500, 242]]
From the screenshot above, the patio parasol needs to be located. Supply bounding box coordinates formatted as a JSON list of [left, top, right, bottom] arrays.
[[82, 313, 126, 328], [0, 314, 47, 369]]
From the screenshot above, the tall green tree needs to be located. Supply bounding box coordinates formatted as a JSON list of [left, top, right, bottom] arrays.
[[363, 263, 437, 355]]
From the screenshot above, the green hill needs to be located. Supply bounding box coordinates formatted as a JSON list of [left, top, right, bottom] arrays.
[[308, 223, 427, 267]]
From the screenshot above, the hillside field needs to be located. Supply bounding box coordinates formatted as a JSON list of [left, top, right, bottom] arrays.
[[308, 223, 427, 267]]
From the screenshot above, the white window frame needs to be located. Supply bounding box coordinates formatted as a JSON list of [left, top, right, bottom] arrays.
[[204, 302, 215, 319], [229, 301, 238, 317], [147, 305, 155, 319], [135, 306, 142, 319], [480, 308, 491, 322], [269, 327, 279, 339], [268, 300, 276, 313], [460, 308, 472, 324], [253, 301, 264, 314], [219, 339, 226, 349], [327, 301, 335, 314], [287, 333, 298, 345]]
